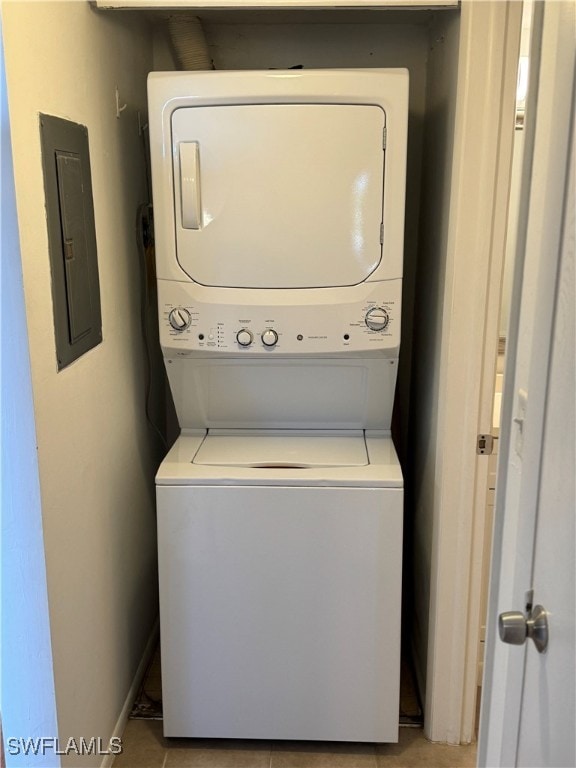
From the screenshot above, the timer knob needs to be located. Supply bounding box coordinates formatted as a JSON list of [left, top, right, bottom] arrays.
[[169, 307, 191, 331], [261, 329, 279, 347], [236, 329, 253, 347], [365, 307, 389, 332]]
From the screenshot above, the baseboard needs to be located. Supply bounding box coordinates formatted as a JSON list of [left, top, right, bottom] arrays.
[[100, 617, 159, 768]]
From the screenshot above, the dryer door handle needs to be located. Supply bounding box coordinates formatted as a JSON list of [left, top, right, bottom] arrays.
[[179, 142, 201, 230]]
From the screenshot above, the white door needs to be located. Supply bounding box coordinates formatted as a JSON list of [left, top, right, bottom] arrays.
[[478, 2, 575, 766], [171, 104, 385, 288]]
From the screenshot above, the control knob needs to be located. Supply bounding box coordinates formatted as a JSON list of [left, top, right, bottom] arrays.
[[168, 307, 191, 331], [261, 329, 279, 347], [365, 307, 389, 332], [236, 329, 254, 347]]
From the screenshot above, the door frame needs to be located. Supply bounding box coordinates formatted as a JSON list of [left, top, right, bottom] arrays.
[[423, 0, 522, 744]]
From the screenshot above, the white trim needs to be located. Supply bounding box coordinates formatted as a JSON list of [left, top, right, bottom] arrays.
[[101, 619, 160, 768], [424, 0, 521, 744], [461, 0, 523, 743], [95, 0, 458, 8]]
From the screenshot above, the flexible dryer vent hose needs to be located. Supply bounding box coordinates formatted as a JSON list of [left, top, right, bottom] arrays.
[[167, 14, 212, 71]]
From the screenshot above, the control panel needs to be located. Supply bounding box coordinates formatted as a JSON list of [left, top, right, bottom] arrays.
[[158, 279, 402, 356]]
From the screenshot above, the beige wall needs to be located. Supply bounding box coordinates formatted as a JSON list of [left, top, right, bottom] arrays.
[[3, 4, 157, 763]]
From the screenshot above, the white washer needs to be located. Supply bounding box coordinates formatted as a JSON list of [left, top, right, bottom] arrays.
[[157, 430, 402, 742], [148, 69, 409, 742]]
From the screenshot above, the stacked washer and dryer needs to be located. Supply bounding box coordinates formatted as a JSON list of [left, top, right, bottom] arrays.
[[148, 69, 409, 743]]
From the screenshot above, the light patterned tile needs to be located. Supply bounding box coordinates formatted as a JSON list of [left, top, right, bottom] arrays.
[[113, 719, 166, 768], [271, 741, 377, 768], [375, 728, 477, 767], [164, 739, 271, 768]]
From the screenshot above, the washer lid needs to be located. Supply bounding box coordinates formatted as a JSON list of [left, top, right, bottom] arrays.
[[171, 104, 385, 289], [193, 430, 368, 468]]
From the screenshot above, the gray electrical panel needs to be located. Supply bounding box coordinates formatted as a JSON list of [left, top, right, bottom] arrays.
[[40, 114, 102, 370]]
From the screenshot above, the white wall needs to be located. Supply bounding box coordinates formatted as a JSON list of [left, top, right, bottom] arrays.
[[3, 4, 158, 764], [1, 16, 60, 767]]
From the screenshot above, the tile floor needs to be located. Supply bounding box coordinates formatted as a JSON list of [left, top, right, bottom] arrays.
[[113, 721, 477, 768]]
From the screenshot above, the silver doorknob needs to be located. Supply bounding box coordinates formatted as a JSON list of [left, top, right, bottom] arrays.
[[498, 604, 548, 653]]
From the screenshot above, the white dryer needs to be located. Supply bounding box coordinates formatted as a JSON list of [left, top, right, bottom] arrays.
[[148, 69, 409, 742]]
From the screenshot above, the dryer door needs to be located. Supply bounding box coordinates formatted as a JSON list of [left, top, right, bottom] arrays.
[[171, 104, 385, 289]]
